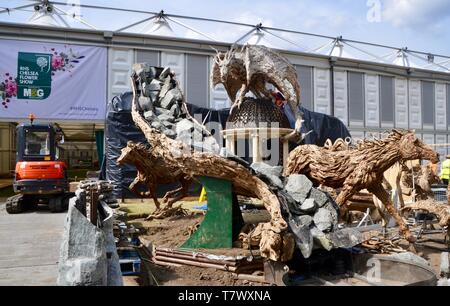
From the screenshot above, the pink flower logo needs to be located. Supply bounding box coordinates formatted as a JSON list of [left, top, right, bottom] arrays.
[[5, 81, 17, 97], [51, 56, 65, 70]]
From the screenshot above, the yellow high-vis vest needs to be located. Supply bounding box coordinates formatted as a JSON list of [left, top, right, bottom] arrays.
[[441, 159, 450, 180]]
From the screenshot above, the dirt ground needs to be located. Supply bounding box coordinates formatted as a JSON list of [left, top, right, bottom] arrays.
[[133, 214, 266, 286], [145, 264, 259, 286], [123, 199, 270, 251], [122, 200, 269, 286], [137, 213, 205, 249], [121, 200, 450, 286], [400, 232, 449, 275]]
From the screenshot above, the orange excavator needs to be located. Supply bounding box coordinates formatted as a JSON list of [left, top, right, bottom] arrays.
[[6, 114, 72, 214]]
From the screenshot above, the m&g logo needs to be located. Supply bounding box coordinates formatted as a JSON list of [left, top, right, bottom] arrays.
[[22, 88, 45, 98], [17, 52, 52, 100]]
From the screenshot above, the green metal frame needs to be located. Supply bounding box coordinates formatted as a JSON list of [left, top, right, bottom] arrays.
[[180, 176, 244, 249]]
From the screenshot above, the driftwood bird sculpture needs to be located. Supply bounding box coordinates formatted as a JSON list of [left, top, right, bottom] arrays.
[[284, 129, 440, 243], [211, 45, 303, 141]]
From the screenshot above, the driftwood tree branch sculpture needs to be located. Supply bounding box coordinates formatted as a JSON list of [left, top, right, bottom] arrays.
[[372, 162, 440, 227], [401, 200, 450, 228], [284, 130, 440, 243], [120, 73, 289, 261], [396, 164, 450, 242], [400, 163, 440, 202]]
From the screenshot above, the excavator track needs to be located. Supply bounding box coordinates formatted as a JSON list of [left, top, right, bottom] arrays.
[[5, 194, 25, 214], [48, 196, 63, 213]]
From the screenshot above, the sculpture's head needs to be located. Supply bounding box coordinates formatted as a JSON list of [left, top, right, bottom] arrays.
[[117, 141, 136, 165], [397, 130, 440, 163], [212, 48, 237, 82], [117, 142, 153, 165]]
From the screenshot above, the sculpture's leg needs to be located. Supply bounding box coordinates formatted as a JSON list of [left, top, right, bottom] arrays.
[[162, 185, 184, 207], [237, 84, 248, 109], [280, 101, 306, 143], [129, 176, 141, 195], [147, 183, 161, 210], [130, 174, 150, 198], [292, 106, 304, 136], [161, 179, 192, 208], [229, 84, 248, 115], [390, 166, 407, 209], [335, 184, 358, 222], [368, 183, 416, 243], [372, 195, 389, 234]]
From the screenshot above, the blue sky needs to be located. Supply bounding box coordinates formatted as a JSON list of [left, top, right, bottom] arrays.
[[2, 0, 450, 56]]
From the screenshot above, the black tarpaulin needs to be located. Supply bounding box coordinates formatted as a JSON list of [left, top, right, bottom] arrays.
[[104, 92, 148, 199]]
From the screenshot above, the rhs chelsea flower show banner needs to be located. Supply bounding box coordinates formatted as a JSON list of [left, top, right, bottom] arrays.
[[0, 39, 107, 121]]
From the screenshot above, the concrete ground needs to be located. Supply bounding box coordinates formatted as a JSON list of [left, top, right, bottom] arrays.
[[0, 202, 66, 286]]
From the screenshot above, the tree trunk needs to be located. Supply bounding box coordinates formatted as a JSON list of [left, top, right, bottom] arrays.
[[119, 75, 290, 261]]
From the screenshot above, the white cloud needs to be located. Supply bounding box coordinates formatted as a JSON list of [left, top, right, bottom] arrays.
[[383, 0, 450, 28]]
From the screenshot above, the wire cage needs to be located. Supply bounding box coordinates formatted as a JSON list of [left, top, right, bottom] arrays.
[[431, 188, 448, 203]]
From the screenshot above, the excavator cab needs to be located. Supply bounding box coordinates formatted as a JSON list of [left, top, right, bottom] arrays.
[[6, 115, 71, 214]]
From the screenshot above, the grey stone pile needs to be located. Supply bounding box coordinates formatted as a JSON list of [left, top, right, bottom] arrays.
[[132, 63, 220, 153], [250, 162, 365, 259], [57, 181, 122, 286]]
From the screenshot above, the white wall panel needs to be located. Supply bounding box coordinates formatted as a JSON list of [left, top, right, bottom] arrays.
[[409, 80, 422, 129], [314, 68, 331, 115], [422, 134, 435, 147], [436, 135, 447, 162], [365, 131, 381, 141], [365, 74, 379, 127], [350, 131, 365, 144], [210, 84, 230, 110], [161, 51, 185, 92], [447, 85, 450, 130], [333, 70, 348, 125], [448, 135, 450, 156], [108, 48, 134, 102], [395, 78, 408, 128], [435, 83, 447, 130], [423, 133, 435, 167]]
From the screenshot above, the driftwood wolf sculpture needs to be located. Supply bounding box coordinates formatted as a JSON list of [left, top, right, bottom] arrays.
[[117, 142, 193, 212], [211, 45, 303, 140], [284, 130, 440, 242]]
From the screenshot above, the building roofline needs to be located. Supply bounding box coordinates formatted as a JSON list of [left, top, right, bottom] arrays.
[[0, 21, 449, 80]]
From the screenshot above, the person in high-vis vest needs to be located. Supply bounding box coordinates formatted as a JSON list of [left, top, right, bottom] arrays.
[[440, 155, 450, 185]]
